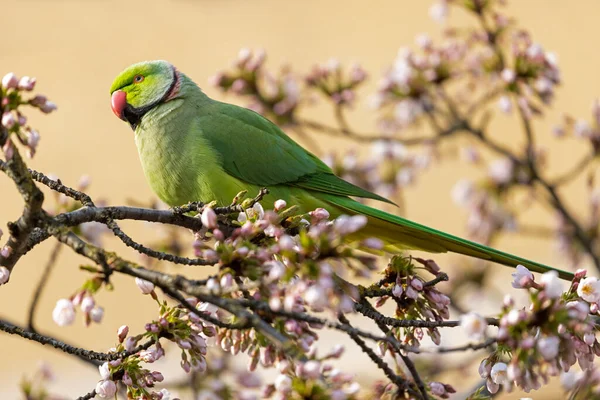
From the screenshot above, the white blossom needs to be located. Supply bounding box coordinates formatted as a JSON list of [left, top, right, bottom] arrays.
[[52, 299, 76, 326], [460, 312, 488, 341]]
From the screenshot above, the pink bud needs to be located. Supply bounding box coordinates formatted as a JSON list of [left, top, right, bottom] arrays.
[[392, 284, 403, 298], [17, 76, 36, 91], [30, 95, 47, 106], [411, 278, 424, 291], [122, 372, 133, 386], [274, 199, 287, 212], [575, 269, 588, 279], [80, 296, 95, 313], [40, 101, 57, 114], [135, 277, 155, 294], [309, 208, 330, 221], [98, 362, 111, 380], [1, 112, 16, 129], [1, 72, 18, 89], [302, 360, 321, 379], [0, 267, 10, 285], [95, 380, 117, 398], [151, 371, 164, 382], [52, 299, 76, 326], [201, 207, 218, 229], [278, 235, 295, 251], [117, 325, 129, 342], [90, 306, 104, 323], [220, 273, 233, 289]]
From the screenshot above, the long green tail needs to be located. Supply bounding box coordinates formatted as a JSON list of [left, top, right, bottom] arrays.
[[323, 195, 574, 280]]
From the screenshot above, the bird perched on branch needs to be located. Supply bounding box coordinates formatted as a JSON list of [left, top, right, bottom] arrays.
[[110, 60, 572, 279]]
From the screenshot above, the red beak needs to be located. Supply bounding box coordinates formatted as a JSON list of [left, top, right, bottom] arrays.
[[111, 90, 127, 120]]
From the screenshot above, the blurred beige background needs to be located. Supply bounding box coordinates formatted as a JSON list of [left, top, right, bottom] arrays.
[[1, 0, 600, 398]]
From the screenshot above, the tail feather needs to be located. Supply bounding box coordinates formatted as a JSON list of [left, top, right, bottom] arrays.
[[323, 195, 574, 280]]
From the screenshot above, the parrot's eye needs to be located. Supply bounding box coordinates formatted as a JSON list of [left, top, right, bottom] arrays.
[[133, 75, 145, 84]]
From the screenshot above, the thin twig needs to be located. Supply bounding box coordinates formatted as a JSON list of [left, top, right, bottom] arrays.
[[0, 318, 155, 361], [338, 314, 420, 398], [27, 241, 62, 331]]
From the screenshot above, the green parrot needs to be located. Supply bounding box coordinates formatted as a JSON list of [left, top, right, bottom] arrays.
[[109, 60, 572, 279]]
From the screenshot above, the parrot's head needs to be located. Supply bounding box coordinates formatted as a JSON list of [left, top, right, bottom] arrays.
[[110, 60, 181, 129]]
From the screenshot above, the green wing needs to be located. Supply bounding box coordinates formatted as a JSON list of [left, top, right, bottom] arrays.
[[198, 101, 394, 204]]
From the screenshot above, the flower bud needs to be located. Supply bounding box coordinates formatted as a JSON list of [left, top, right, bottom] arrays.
[[201, 207, 218, 229], [95, 380, 117, 398], [274, 199, 287, 211], [1, 112, 16, 129], [0, 267, 10, 285], [135, 277, 155, 294], [1, 72, 18, 89], [117, 325, 129, 343], [17, 76, 36, 91], [52, 299, 76, 326]]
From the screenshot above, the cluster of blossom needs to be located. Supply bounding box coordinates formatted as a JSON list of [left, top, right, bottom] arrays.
[[321, 141, 431, 201], [195, 199, 379, 317], [373, 256, 450, 349], [209, 48, 300, 125], [182, 350, 262, 399], [94, 282, 217, 399], [477, 266, 599, 394], [304, 59, 367, 106], [370, 34, 468, 132], [1, 72, 56, 158], [451, 178, 517, 244], [52, 281, 105, 327], [263, 348, 360, 400], [560, 364, 600, 399], [552, 100, 600, 155]]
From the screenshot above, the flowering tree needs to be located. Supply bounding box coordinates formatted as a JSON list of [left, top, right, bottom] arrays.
[[2, 1, 600, 399]]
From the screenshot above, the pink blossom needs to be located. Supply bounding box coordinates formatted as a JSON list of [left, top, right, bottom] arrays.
[[511, 265, 534, 288], [90, 306, 104, 323], [479, 359, 492, 378], [274, 374, 292, 393], [501, 68, 516, 83], [52, 299, 76, 326], [39, 101, 57, 113], [537, 336, 560, 360], [302, 360, 321, 379], [274, 199, 287, 211], [429, 1, 448, 23], [80, 296, 95, 313], [460, 312, 487, 341], [490, 362, 509, 385], [334, 215, 367, 235], [95, 380, 117, 398], [305, 285, 327, 310], [135, 277, 155, 294], [201, 207, 218, 229], [1, 112, 16, 129], [117, 325, 129, 342], [310, 208, 330, 221], [122, 372, 133, 386], [541, 270, 564, 299], [17, 76, 36, 91], [577, 277, 600, 303], [0, 267, 9, 285], [98, 362, 110, 380], [1, 72, 18, 89]]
